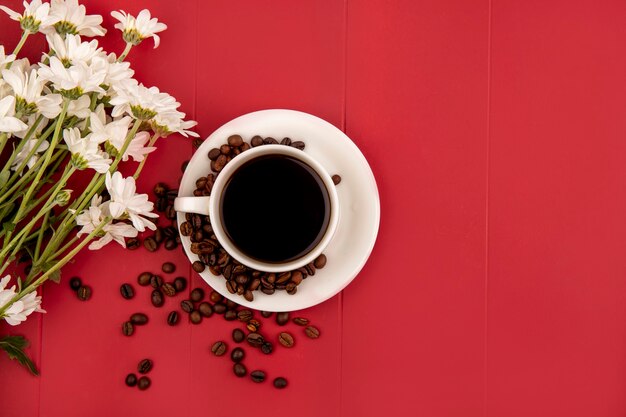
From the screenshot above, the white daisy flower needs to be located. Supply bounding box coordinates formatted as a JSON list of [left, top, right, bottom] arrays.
[[105, 171, 158, 232], [76, 195, 138, 250], [0, 46, 16, 68], [0, 0, 57, 33], [0, 96, 28, 133], [111, 9, 167, 48], [90, 54, 134, 88], [1, 67, 63, 118], [89, 114, 155, 162], [151, 110, 198, 138], [11, 138, 49, 171], [0, 275, 45, 326], [38, 56, 106, 98], [63, 127, 111, 173], [46, 33, 102, 66], [67, 94, 90, 118], [110, 80, 180, 120], [44, 0, 106, 37]]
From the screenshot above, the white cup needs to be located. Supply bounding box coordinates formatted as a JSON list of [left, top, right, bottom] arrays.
[[174, 145, 339, 273]]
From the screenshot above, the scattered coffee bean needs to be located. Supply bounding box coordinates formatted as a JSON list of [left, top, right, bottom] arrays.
[[278, 332, 295, 348], [120, 283, 134, 299], [181, 160, 189, 172], [198, 302, 213, 317], [247, 332, 264, 347], [192, 261, 205, 273], [143, 236, 158, 252], [247, 319, 261, 332], [220, 144, 231, 155], [153, 183, 168, 197], [211, 341, 227, 356], [150, 275, 163, 289], [151, 290, 164, 307], [261, 342, 273, 355], [227, 135, 244, 147], [250, 370, 266, 383], [233, 363, 247, 377], [225, 299, 238, 310], [237, 309, 253, 322], [273, 377, 288, 389], [243, 290, 254, 302], [122, 321, 134, 336], [280, 137, 292, 146], [137, 272, 152, 286], [291, 141, 305, 150], [331, 174, 341, 185], [209, 290, 223, 303], [193, 138, 203, 149], [173, 277, 187, 292], [213, 303, 226, 314], [232, 328, 245, 343], [167, 311, 179, 326], [251, 135, 263, 147], [138, 359, 153, 374], [126, 237, 140, 250], [263, 137, 278, 144], [224, 310, 237, 321], [69, 277, 82, 291], [293, 317, 310, 326], [305, 325, 320, 339], [180, 300, 194, 313], [162, 283, 176, 297], [230, 347, 245, 362], [261, 311, 273, 318], [164, 238, 177, 250], [314, 254, 327, 269], [190, 310, 202, 324], [125, 373, 137, 387], [208, 148, 221, 160], [154, 228, 164, 244], [162, 262, 176, 273], [190, 288, 204, 302], [77, 286, 92, 301], [137, 376, 151, 390], [226, 280, 236, 294], [276, 312, 289, 326], [130, 313, 149, 325]]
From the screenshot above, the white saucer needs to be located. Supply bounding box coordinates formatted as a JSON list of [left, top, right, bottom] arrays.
[[177, 109, 380, 311]]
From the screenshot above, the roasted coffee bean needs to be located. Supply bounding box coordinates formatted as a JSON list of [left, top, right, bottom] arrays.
[[77, 285, 92, 301], [209, 265, 222, 276], [69, 277, 82, 291], [263, 137, 278, 144], [153, 182, 168, 197], [156, 197, 168, 212], [313, 254, 327, 269], [261, 287, 275, 295], [190, 288, 204, 302], [293, 317, 309, 326], [261, 342, 273, 355], [225, 299, 238, 310], [248, 278, 261, 291], [130, 313, 149, 325], [220, 144, 231, 155], [213, 303, 227, 314], [331, 174, 341, 185], [209, 290, 223, 303], [138, 359, 153, 374], [211, 341, 227, 356], [291, 141, 305, 150], [181, 160, 189, 172], [137, 376, 151, 390], [280, 137, 292, 146], [137, 272, 152, 286], [247, 332, 264, 347], [122, 321, 134, 336], [162, 262, 176, 273], [162, 283, 176, 297], [208, 148, 221, 160], [154, 228, 164, 244], [164, 238, 177, 250], [305, 263, 316, 276], [211, 154, 227, 172], [237, 309, 253, 322], [273, 377, 288, 389], [251, 135, 264, 147], [234, 274, 248, 285], [192, 261, 205, 273], [197, 302, 213, 317], [126, 237, 140, 250], [276, 272, 291, 284], [232, 328, 245, 343], [226, 280, 237, 294], [250, 370, 266, 383], [227, 135, 244, 147], [193, 138, 204, 149], [247, 319, 261, 332], [206, 252, 217, 266], [230, 347, 245, 362], [224, 310, 237, 321], [243, 290, 254, 302], [120, 283, 134, 299], [276, 312, 289, 326], [180, 300, 194, 313], [179, 221, 192, 236], [233, 363, 247, 378], [150, 275, 163, 289], [173, 277, 187, 292], [290, 271, 304, 286], [125, 373, 138, 387], [163, 226, 177, 238], [222, 264, 233, 279], [216, 251, 230, 267], [278, 332, 295, 348], [143, 236, 158, 252], [165, 205, 176, 220], [190, 310, 202, 324], [286, 282, 297, 295], [196, 177, 207, 189], [305, 325, 320, 339], [260, 311, 272, 318], [167, 311, 179, 326], [241, 142, 251, 152], [275, 284, 287, 290], [151, 290, 164, 307]]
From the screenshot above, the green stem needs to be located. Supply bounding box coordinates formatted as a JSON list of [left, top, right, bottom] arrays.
[[133, 133, 160, 179], [118, 43, 133, 61], [0, 133, 8, 157], [0, 114, 44, 177], [7, 31, 30, 64], [33, 210, 51, 261]]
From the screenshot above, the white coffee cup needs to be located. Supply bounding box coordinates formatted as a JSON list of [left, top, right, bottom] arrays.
[[174, 144, 339, 273]]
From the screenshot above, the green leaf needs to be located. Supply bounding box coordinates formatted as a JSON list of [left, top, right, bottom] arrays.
[[0, 335, 39, 376], [0, 170, 9, 188], [48, 269, 61, 283]]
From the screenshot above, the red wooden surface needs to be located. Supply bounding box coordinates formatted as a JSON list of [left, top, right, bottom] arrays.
[[1, 1, 626, 416]]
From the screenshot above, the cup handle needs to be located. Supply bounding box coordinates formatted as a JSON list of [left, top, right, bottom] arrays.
[[173, 196, 211, 216]]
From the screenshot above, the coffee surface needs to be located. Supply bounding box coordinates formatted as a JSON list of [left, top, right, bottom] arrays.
[[221, 155, 330, 263]]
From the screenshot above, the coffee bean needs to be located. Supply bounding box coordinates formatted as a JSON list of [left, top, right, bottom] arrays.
[[293, 317, 309, 326], [130, 313, 149, 325], [153, 183, 168, 197], [278, 332, 294, 348], [180, 300, 194, 313], [162, 262, 176, 273], [138, 359, 153, 374], [164, 238, 177, 250], [230, 347, 245, 362], [276, 272, 291, 284], [126, 237, 140, 250], [247, 319, 261, 332], [197, 302, 213, 317], [276, 312, 289, 326], [220, 144, 231, 155], [162, 283, 176, 297], [151, 290, 164, 307], [273, 377, 288, 389], [305, 325, 320, 339], [120, 283, 134, 299], [137, 272, 152, 286], [237, 309, 253, 322], [331, 174, 341, 185], [226, 280, 236, 294], [313, 254, 327, 269], [211, 341, 227, 356], [286, 282, 297, 295], [181, 160, 189, 172], [233, 363, 247, 378], [208, 148, 221, 160], [280, 137, 292, 146], [192, 261, 205, 273], [167, 311, 179, 326], [263, 137, 278, 144], [261, 342, 273, 355], [251, 136, 263, 147], [193, 138, 203, 149], [291, 141, 305, 150], [235, 274, 248, 285], [154, 228, 164, 243], [190, 288, 204, 302], [209, 290, 223, 303], [137, 376, 151, 390], [247, 332, 264, 347], [227, 135, 244, 147], [212, 154, 227, 172], [261, 287, 275, 295], [150, 275, 163, 289], [122, 321, 134, 336], [190, 310, 202, 324], [77, 286, 92, 301], [125, 373, 137, 387], [232, 328, 245, 343], [143, 236, 158, 252], [180, 221, 192, 236], [173, 277, 187, 292], [156, 198, 168, 212], [224, 310, 237, 321], [69, 277, 82, 291], [213, 303, 226, 314], [305, 263, 316, 276], [250, 370, 266, 383], [249, 278, 261, 291], [225, 299, 238, 310], [261, 311, 273, 318], [243, 290, 254, 302]]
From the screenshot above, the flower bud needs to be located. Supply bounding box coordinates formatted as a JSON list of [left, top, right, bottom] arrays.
[[55, 189, 72, 206]]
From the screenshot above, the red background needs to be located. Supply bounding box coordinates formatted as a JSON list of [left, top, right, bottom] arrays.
[[2, 1, 626, 416]]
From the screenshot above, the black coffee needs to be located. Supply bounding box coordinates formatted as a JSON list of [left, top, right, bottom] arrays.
[[221, 155, 330, 263]]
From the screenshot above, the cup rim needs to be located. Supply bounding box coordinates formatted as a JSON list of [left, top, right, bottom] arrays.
[[208, 144, 340, 273]]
